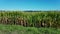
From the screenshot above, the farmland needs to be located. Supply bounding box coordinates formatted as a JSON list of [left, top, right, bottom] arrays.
[[0, 24, 60, 34], [0, 11, 60, 34]]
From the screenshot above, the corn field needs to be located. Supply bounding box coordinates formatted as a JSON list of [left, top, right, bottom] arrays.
[[0, 11, 60, 28]]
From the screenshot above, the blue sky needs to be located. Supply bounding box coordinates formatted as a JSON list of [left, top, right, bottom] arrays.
[[0, 0, 59, 10]]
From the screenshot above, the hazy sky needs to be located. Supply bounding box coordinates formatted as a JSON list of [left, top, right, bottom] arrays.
[[0, 0, 59, 10]]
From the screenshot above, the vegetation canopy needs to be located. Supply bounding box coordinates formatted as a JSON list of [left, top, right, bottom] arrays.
[[0, 11, 60, 28]]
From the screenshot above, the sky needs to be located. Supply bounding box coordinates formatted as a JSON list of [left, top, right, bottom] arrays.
[[0, 0, 60, 11]]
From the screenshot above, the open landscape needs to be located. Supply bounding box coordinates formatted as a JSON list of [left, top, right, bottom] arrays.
[[0, 11, 60, 34], [0, 0, 59, 34]]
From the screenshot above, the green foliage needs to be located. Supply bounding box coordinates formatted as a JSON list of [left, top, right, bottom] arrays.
[[0, 11, 60, 28], [0, 24, 59, 34]]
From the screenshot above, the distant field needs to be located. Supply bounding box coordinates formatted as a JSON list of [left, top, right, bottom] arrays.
[[0, 24, 60, 34], [0, 11, 60, 28], [0, 11, 60, 34]]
